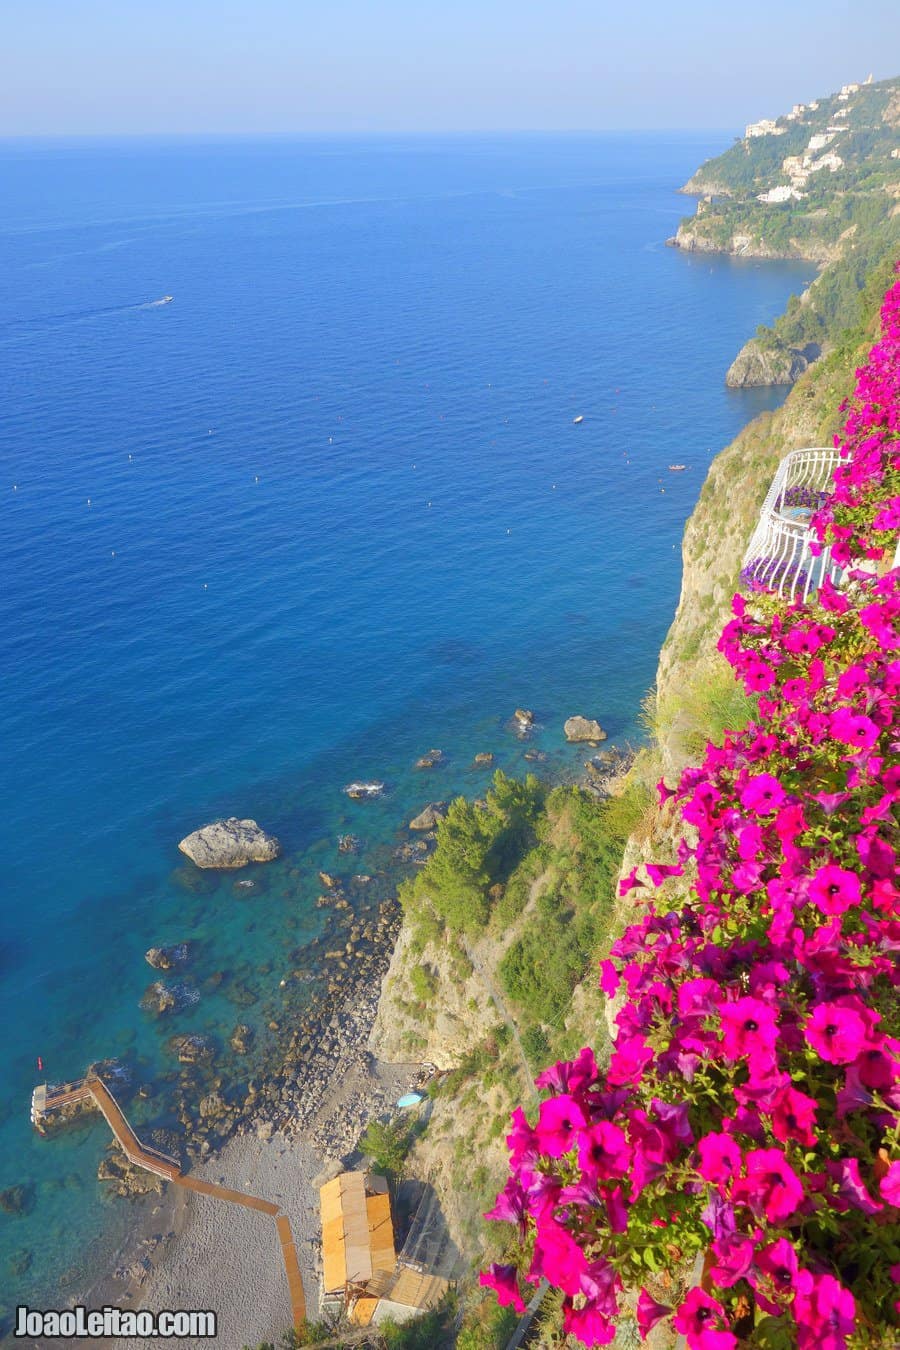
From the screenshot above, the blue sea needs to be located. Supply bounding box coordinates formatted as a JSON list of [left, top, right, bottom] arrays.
[[0, 134, 814, 1318]]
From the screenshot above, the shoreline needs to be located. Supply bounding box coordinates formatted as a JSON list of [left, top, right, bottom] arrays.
[[116, 979, 423, 1348]]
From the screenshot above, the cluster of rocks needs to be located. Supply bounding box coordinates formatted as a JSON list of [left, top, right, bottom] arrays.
[[97, 1149, 164, 1199], [235, 900, 404, 1150], [583, 745, 636, 797], [415, 749, 443, 769]]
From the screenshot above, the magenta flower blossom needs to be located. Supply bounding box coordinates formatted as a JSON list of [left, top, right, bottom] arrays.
[[534, 1094, 586, 1158], [807, 863, 862, 916], [636, 1288, 672, 1337], [719, 996, 780, 1062], [739, 773, 787, 815], [770, 1084, 818, 1147], [673, 1289, 737, 1350], [479, 1263, 526, 1312], [881, 1160, 900, 1208], [735, 1148, 805, 1223], [577, 1121, 632, 1181], [804, 1001, 872, 1064], [697, 1133, 742, 1188], [752, 1238, 799, 1315], [831, 1157, 883, 1215], [562, 1296, 616, 1346], [829, 707, 880, 749], [792, 1271, 856, 1350]]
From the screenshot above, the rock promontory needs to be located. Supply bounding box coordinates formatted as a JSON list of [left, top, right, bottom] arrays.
[[725, 338, 815, 389], [178, 818, 280, 869]]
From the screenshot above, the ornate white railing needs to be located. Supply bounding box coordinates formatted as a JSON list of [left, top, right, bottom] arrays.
[[741, 446, 845, 602]]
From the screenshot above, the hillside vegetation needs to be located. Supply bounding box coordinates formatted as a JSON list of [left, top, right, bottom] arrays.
[[673, 75, 900, 380]]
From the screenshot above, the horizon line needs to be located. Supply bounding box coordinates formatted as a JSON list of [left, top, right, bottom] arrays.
[[0, 126, 738, 142]]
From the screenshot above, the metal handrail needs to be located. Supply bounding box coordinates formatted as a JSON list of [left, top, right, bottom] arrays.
[[742, 446, 845, 603]]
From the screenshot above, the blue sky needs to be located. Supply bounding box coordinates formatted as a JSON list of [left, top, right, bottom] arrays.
[[1, 0, 897, 135]]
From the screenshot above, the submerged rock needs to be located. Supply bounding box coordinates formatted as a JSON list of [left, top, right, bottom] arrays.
[[344, 782, 385, 800], [167, 1034, 215, 1065], [0, 1184, 33, 1217], [229, 1024, 254, 1055], [178, 818, 280, 870], [338, 834, 361, 853], [564, 715, 607, 743], [140, 982, 178, 1016], [145, 943, 190, 971], [473, 751, 494, 766], [409, 803, 446, 831], [415, 749, 443, 769]]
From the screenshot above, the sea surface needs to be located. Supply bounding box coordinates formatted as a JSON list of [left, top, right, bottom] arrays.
[[0, 134, 814, 1318]]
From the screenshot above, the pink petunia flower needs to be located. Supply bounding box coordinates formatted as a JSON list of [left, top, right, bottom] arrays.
[[751, 1238, 799, 1315], [739, 773, 787, 815], [534, 1094, 586, 1158], [792, 1271, 855, 1350], [673, 1288, 737, 1350], [807, 863, 862, 916], [480, 1263, 526, 1312], [719, 996, 779, 1063], [636, 1288, 672, 1337], [577, 1121, 632, 1181], [696, 1133, 742, 1188], [769, 1084, 818, 1147], [734, 1148, 805, 1223], [804, 1002, 872, 1064], [829, 707, 880, 749], [881, 1160, 900, 1208]]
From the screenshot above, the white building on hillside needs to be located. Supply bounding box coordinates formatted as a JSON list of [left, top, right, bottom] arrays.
[[746, 118, 785, 138], [808, 152, 844, 174], [808, 132, 837, 153], [757, 185, 806, 204]]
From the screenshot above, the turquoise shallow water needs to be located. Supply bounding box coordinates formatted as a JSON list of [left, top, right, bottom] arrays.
[[0, 134, 814, 1315]]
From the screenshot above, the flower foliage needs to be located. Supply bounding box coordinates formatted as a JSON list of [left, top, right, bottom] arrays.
[[810, 272, 900, 567], [482, 271, 900, 1347]]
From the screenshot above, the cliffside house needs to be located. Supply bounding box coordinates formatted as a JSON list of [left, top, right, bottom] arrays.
[[745, 118, 785, 138], [807, 131, 837, 153]]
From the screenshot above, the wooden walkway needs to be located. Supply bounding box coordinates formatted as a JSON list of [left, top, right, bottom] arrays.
[[33, 1075, 306, 1328]]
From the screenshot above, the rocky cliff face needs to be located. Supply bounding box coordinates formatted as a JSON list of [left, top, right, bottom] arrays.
[[668, 220, 839, 264], [724, 337, 815, 388]]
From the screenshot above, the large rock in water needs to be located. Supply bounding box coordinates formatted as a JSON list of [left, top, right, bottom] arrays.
[[178, 818, 280, 869], [409, 803, 447, 831], [725, 338, 812, 389], [564, 715, 607, 743]]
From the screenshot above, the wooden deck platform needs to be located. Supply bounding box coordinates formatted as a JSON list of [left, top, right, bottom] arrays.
[[33, 1074, 306, 1328]]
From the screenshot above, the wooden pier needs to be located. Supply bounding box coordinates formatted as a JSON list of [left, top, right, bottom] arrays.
[[32, 1074, 306, 1329]]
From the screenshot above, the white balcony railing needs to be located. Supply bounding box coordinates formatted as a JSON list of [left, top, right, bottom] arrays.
[[741, 446, 845, 602]]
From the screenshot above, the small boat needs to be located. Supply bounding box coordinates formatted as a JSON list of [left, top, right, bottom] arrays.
[[344, 781, 385, 800], [161, 295, 173, 304], [396, 1092, 423, 1109], [668, 464, 687, 471], [572, 415, 584, 424]]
